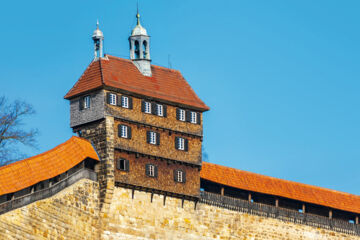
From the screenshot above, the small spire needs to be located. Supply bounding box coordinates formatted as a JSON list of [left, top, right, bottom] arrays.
[[96, 19, 99, 29], [136, 2, 141, 26]]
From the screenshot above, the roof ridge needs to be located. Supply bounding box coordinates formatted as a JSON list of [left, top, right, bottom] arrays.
[[202, 162, 360, 198], [106, 54, 181, 73]]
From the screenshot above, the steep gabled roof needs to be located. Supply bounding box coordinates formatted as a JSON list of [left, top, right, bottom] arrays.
[[0, 136, 99, 196], [64, 55, 209, 111], [201, 162, 360, 214]]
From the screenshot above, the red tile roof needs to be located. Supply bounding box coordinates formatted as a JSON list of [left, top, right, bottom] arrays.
[[64, 55, 209, 111], [0, 136, 99, 196], [201, 162, 360, 214]]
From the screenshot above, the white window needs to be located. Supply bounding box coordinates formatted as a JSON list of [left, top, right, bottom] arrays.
[[177, 171, 183, 183], [84, 96, 91, 109], [157, 104, 163, 116], [149, 131, 156, 145], [121, 96, 129, 108], [178, 138, 185, 150], [145, 101, 151, 114], [149, 165, 155, 177], [179, 109, 185, 121], [110, 93, 117, 105], [191, 112, 197, 124], [120, 125, 128, 138]]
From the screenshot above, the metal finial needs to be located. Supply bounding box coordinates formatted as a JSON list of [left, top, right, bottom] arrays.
[[96, 19, 99, 29], [136, 1, 140, 26]]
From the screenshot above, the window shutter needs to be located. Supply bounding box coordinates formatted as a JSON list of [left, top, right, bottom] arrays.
[[146, 131, 150, 143], [175, 137, 179, 149], [197, 112, 201, 124], [185, 139, 189, 152], [176, 108, 180, 120], [185, 110, 191, 122], [106, 92, 111, 104], [129, 97, 133, 109], [163, 105, 167, 117], [141, 100, 145, 112], [174, 170, 178, 182], [128, 126, 132, 139], [125, 160, 130, 172], [183, 171, 186, 183], [79, 98, 84, 110], [117, 95, 121, 106], [116, 159, 120, 170], [152, 103, 157, 115], [156, 132, 160, 145], [145, 164, 150, 176], [117, 125, 122, 137], [154, 166, 158, 178]]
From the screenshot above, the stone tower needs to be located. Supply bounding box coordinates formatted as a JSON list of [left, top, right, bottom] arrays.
[[64, 13, 209, 207]]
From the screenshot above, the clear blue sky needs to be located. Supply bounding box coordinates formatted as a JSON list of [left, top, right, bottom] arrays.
[[1, 1, 360, 194]]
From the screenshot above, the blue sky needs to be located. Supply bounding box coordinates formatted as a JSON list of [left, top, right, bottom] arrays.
[[1, 1, 360, 194]]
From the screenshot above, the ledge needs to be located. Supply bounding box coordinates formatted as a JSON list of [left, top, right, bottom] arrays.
[[0, 168, 97, 215]]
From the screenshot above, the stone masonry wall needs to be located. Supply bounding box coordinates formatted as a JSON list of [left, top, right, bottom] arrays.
[[115, 119, 202, 165], [0, 179, 99, 240], [103, 187, 360, 240], [0, 182, 359, 239]]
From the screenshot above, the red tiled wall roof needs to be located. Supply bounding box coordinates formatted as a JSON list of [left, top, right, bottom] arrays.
[[64, 55, 209, 111], [201, 162, 360, 214], [0, 136, 99, 196]]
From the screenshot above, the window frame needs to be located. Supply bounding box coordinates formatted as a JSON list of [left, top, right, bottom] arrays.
[[83, 95, 91, 109], [157, 104, 163, 117], [190, 111, 197, 124], [116, 159, 129, 172], [109, 93, 117, 106], [144, 101, 152, 114], [120, 125, 128, 138], [179, 109, 185, 121], [146, 164, 157, 178], [121, 95, 129, 108], [174, 169, 186, 183], [149, 131, 156, 145]]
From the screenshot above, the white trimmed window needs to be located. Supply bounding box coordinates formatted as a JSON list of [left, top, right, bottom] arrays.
[[178, 138, 185, 150], [191, 111, 197, 124], [149, 165, 155, 177], [175, 137, 188, 151], [149, 131, 156, 144], [174, 169, 186, 183], [177, 170, 183, 182], [120, 125, 128, 138], [157, 104, 163, 116], [146, 164, 157, 177], [109, 93, 117, 105], [178, 109, 185, 121], [118, 124, 131, 139], [84, 96, 91, 109], [145, 101, 151, 114], [121, 96, 129, 108]]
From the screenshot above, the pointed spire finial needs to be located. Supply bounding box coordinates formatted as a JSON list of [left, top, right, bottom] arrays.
[[96, 19, 99, 29], [136, 1, 141, 26]]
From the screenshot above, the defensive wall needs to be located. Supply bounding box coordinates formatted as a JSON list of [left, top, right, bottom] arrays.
[[0, 178, 359, 240]]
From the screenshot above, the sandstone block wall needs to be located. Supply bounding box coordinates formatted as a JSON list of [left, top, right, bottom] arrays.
[[0, 181, 359, 240], [103, 187, 360, 240], [0, 179, 100, 240]]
